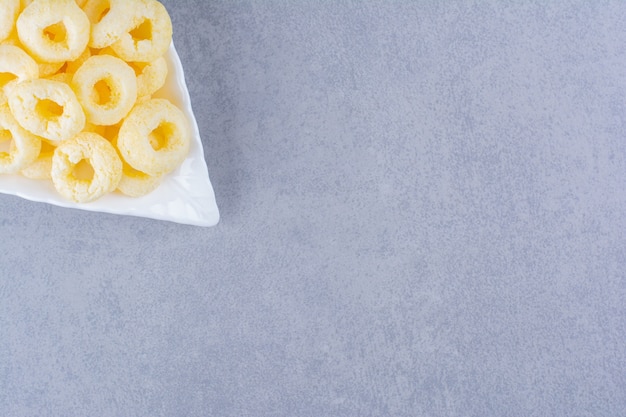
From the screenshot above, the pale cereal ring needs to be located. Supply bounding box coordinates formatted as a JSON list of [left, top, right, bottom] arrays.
[[17, 0, 90, 63], [111, 136, 161, 197], [116, 98, 189, 176], [0, 103, 41, 174], [116, 159, 162, 197], [0, 0, 20, 43], [111, 0, 172, 63], [83, 0, 139, 49], [46, 71, 72, 84], [8, 78, 86, 142], [20, 139, 55, 179], [51, 131, 121, 202], [0, 44, 38, 88], [38, 60, 64, 77], [130, 56, 167, 98], [71, 54, 137, 126], [83, 122, 106, 136], [63, 45, 90, 74], [0, 30, 20, 46]]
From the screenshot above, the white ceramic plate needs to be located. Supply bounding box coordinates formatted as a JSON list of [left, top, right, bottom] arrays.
[[0, 43, 220, 227]]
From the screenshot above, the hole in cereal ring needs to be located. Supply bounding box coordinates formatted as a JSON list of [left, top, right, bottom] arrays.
[[129, 19, 152, 44], [72, 158, 95, 181], [148, 121, 175, 151], [94, 79, 112, 105], [36, 99, 64, 120], [43, 22, 67, 44]]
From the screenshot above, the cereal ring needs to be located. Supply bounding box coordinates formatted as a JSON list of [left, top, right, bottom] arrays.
[[111, 0, 172, 63], [110, 135, 160, 196], [116, 159, 162, 197], [0, 0, 20, 43], [63, 45, 90, 74], [116, 98, 189, 176], [0, 44, 38, 88], [8, 78, 86, 142], [0, 30, 20, 46], [20, 139, 55, 179], [130, 56, 167, 98], [46, 71, 72, 84], [38, 60, 64, 77], [17, 0, 89, 63], [51, 131, 121, 202], [83, 122, 106, 136], [83, 0, 139, 49], [0, 103, 41, 174], [71, 54, 137, 126]]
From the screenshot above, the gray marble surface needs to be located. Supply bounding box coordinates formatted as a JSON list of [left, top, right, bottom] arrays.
[[2, 1, 626, 416]]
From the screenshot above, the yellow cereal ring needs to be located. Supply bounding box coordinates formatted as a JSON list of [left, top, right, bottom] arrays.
[[130, 56, 167, 97], [71, 54, 137, 126], [0, 44, 38, 89], [116, 159, 162, 197], [0, 0, 20, 43], [51, 131, 121, 202], [20, 139, 55, 179], [0, 103, 41, 174], [46, 71, 72, 84], [17, 0, 89, 63], [83, 122, 106, 136], [8, 78, 86, 142], [117, 98, 190, 176], [83, 0, 140, 49], [0, 29, 20, 46], [38, 60, 64, 77], [110, 137, 161, 197], [63, 45, 90, 74], [111, 0, 172, 63]]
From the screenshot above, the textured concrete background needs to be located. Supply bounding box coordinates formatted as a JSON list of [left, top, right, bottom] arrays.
[[1, 1, 626, 416]]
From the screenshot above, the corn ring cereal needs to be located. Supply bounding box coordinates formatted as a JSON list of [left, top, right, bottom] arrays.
[[17, 0, 89, 63], [0, 0, 20, 43], [71, 54, 136, 126], [1, 0, 187, 204], [51, 131, 121, 202], [46, 71, 72, 84], [109, 135, 160, 197], [37, 60, 64, 77], [8, 78, 86, 142], [20, 138, 55, 179], [83, 0, 139, 49], [111, 0, 172, 63], [131, 56, 167, 98], [0, 44, 38, 88], [116, 162, 161, 197], [0, 103, 41, 174], [63, 45, 90, 74], [117, 98, 189, 176]]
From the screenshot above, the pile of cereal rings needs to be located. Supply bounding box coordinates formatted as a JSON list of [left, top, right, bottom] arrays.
[[0, 0, 191, 202]]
